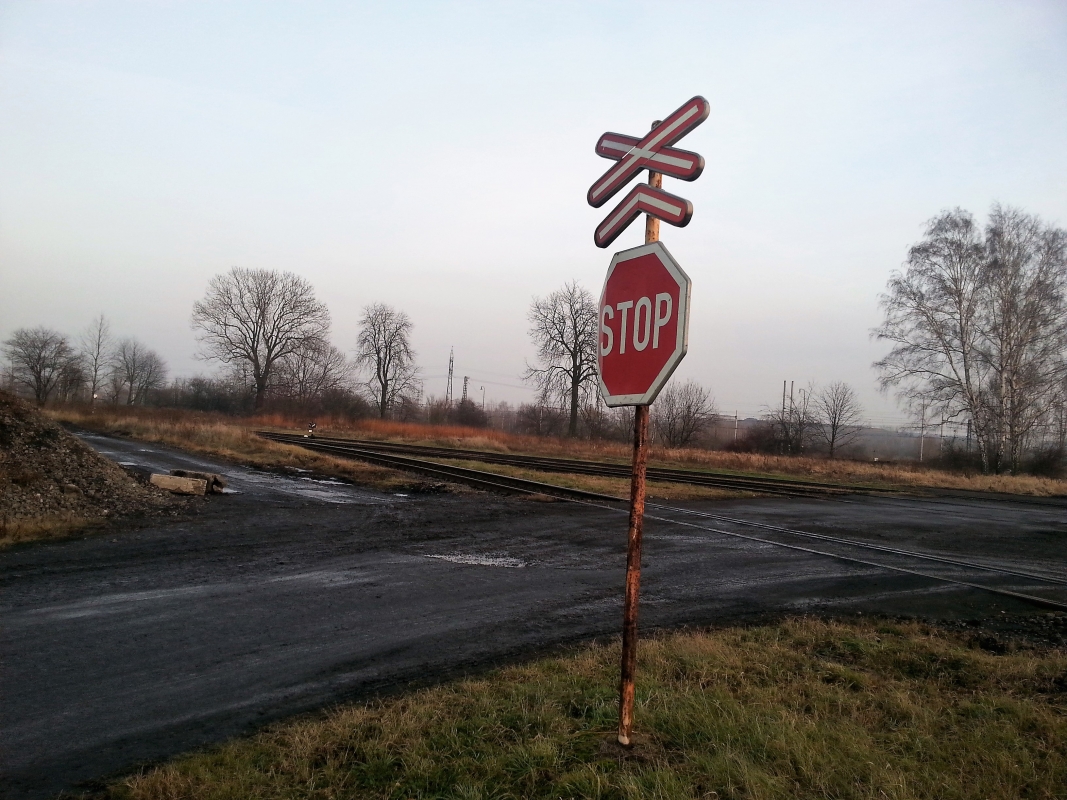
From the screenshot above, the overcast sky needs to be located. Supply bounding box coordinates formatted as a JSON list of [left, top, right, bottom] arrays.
[[2, 0, 1065, 424]]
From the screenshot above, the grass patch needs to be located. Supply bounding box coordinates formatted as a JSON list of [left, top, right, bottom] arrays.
[[108, 617, 1066, 800]]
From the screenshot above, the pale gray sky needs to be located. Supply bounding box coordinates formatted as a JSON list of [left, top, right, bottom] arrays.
[[2, 1, 1065, 424]]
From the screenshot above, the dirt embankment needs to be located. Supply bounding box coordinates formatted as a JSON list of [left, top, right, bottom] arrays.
[[0, 392, 183, 545]]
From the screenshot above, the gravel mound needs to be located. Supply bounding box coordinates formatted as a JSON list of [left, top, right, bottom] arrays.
[[0, 391, 180, 541]]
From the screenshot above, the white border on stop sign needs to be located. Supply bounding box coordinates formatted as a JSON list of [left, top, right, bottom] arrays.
[[597, 241, 692, 407]]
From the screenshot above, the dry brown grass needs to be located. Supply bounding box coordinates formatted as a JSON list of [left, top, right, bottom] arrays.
[[49, 406, 1067, 497], [47, 407, 414, 493], [650, 447, 1067, 496], [107, 617, 1067, 800], [0, 513, 98, 547], [272, 413, 1067, 496], [436, 459, 751, 502]]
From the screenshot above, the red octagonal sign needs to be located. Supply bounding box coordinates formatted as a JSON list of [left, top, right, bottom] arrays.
[[597, 241, 692, 406]]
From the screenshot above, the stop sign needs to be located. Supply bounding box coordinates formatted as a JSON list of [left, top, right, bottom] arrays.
[[597, 241, 691, 407]]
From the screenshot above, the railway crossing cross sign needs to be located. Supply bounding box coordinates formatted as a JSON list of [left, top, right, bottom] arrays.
[[588, 95, 709, 248], [597, 241, 691, 406]]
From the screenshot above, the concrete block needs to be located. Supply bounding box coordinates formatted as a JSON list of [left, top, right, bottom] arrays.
[[169, 470, 227, 493], [151, 474, 208, 496]]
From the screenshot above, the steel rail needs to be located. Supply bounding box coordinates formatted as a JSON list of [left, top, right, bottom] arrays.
[[646, 503, 1067, 587], [635, 510, 1067, 612], [259, 431, 1067, 613], [257, 432, 871, 497], [265, 433, 1067, 509], [261, 436, 623, 502], [291, 433, 862, 490]]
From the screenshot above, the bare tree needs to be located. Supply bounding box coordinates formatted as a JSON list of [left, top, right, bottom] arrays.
[[355, 303, 419, 418], [814, 381, 864, 458], [104, 362, 127, 405], [980, 205, 1067, 472], [874, 206, 1067, 473], [79, 314, 113, 407], [55, 358, 88, 404], [524, 281, 599, 437], [191, 268, 331, 410], [2, 327, 75, 405], [274, 339, 350, 405], [652, 379, 716, 447], [874, 209, 989, 465], [114, 338, 168, 405]]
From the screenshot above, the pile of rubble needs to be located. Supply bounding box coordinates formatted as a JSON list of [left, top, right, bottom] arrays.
[[0, 391, 181, 540]]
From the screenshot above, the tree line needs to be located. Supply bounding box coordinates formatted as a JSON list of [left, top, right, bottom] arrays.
[[520, 205, 1067, 472], [190, 267, 419, 416], [3, 268, 423, 418], [522, 281, 863, 454], [5, 203, 1063, 473], [2, 317, 167, 407]]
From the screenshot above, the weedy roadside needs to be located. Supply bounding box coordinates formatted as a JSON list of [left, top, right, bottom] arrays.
[[105, 616, 1067, 800]]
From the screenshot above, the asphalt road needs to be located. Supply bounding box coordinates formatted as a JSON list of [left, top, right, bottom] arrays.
[[3, 435, 1065, 799]]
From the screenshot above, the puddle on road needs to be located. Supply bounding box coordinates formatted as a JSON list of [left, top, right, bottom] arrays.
[[266, 568, 376, 587], [232, 470, 387, 504], [425, 553, 527, 568]]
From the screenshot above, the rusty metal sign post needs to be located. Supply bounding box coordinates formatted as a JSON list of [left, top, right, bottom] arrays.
[[588, 96, 708, 747]]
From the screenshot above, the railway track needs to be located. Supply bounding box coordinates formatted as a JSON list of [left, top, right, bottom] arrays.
[[258, 431, 887, 498], [258, 430, 1067, 613]]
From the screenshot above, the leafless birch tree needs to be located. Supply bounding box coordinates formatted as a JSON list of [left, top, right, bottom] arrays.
[[980, 205, 1067, 471], [355, 303, 419, 418], [874, 206, 1067, 473], [524, 281, 599, 437], [652, 379, 716, 447], [2, 327, 75, 405], [814, 381, 864, 457], [191, 268, 331, 410]]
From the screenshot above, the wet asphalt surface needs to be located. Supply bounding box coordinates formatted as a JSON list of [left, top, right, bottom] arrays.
[[2, 435, 1066, 799]]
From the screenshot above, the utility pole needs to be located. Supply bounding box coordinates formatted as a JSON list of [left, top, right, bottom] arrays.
[[446, 347, 454, 406], [919, 401, 926, 462], [788, 380, 795, 453], [480, 385, 485, 411], [461, 376, 469, 403], [733, 410, 738, 443], [781, 380, 787, 454]]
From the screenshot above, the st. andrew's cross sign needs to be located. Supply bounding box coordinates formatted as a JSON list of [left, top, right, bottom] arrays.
[[588, 95, 709, 248], [590, 97, 707, 750]]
